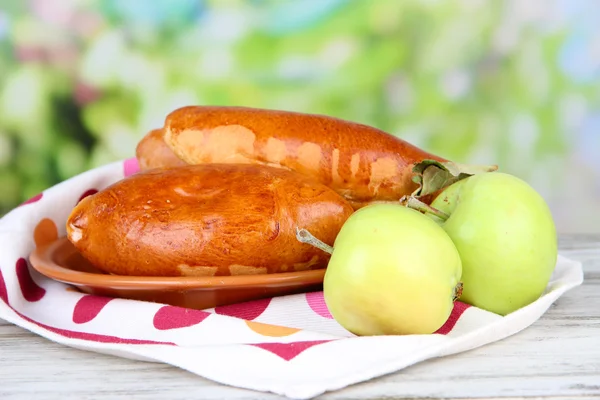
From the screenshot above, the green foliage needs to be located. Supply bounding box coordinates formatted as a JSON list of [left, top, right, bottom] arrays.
[[0, 0, 598, 216]]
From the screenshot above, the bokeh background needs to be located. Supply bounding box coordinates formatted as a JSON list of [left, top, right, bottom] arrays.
[[0, 0, 598, 233]]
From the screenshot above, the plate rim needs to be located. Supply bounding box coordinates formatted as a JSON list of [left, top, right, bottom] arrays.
[[29, 236, 327, 290]]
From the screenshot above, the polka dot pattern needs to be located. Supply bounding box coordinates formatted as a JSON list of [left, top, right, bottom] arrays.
[[73, 295, 115, 324], [215, 298, 271, 320], [33, 218, 58, 248], [18, 308, 175, 345], [123, 158, 140, 177], [245, 321, 301, 337], [0, 268, 7, 304], [77, 189, 98, 204], [306, 291, 333, 319], [435, 302, 471, 335], [41, 326, 173, 345], [251, 340, 334, 361], [15, 258, 46, 302], [153, 305, 211, 330], [20, 193, 43, 206]]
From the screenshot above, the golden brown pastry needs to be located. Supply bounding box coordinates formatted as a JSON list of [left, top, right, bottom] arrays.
[[66, 164, 354, 277], [135, 128, 187, 170], [160, 105, 448, 209]]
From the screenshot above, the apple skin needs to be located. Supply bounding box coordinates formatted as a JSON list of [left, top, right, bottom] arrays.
[[323, 204, 463, 336], [429, 172, 558, 316]]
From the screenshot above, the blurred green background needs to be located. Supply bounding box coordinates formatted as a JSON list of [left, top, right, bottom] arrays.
[[0, 0, 598, 233]]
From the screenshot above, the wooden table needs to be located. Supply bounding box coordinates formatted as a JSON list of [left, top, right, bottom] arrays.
[[1, 234, 599, 400]]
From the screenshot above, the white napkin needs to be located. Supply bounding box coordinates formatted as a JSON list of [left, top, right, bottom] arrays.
[[0, 158, 584, 400]]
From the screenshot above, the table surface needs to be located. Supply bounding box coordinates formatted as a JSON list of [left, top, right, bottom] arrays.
[[1, 234, 599, 400]]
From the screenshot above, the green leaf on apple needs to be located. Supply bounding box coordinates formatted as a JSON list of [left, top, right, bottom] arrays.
[[411, 159, 498, 197]]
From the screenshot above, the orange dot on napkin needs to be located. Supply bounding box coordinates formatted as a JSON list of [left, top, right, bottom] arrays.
[[33, 218, 58, 248], [245, 321, 301, 337]]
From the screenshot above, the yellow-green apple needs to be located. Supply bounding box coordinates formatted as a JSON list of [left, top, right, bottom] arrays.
[[410, 172, 557, 316], [298, 204, 463, 336]]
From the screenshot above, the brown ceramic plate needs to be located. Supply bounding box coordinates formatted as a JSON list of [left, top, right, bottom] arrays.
[[29, 237, 326, 310]]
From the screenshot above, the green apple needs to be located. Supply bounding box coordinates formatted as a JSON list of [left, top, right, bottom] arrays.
[[298, 204, 463, 336], [421, 172, 557, 316]]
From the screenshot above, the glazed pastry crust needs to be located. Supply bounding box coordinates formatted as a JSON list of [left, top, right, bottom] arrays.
[[67, 164, 354, 277]]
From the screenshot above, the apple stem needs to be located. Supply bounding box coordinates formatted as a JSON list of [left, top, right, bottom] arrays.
[[401, 196, 450, 221], [453, 282, 464, 302], [296, 227, 334, 255]]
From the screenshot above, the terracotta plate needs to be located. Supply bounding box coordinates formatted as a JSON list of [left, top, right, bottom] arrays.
[[29, 237, 326, 310]]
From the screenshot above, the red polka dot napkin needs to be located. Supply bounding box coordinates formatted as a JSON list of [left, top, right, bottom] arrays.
[[0, 158, 584, 399]]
